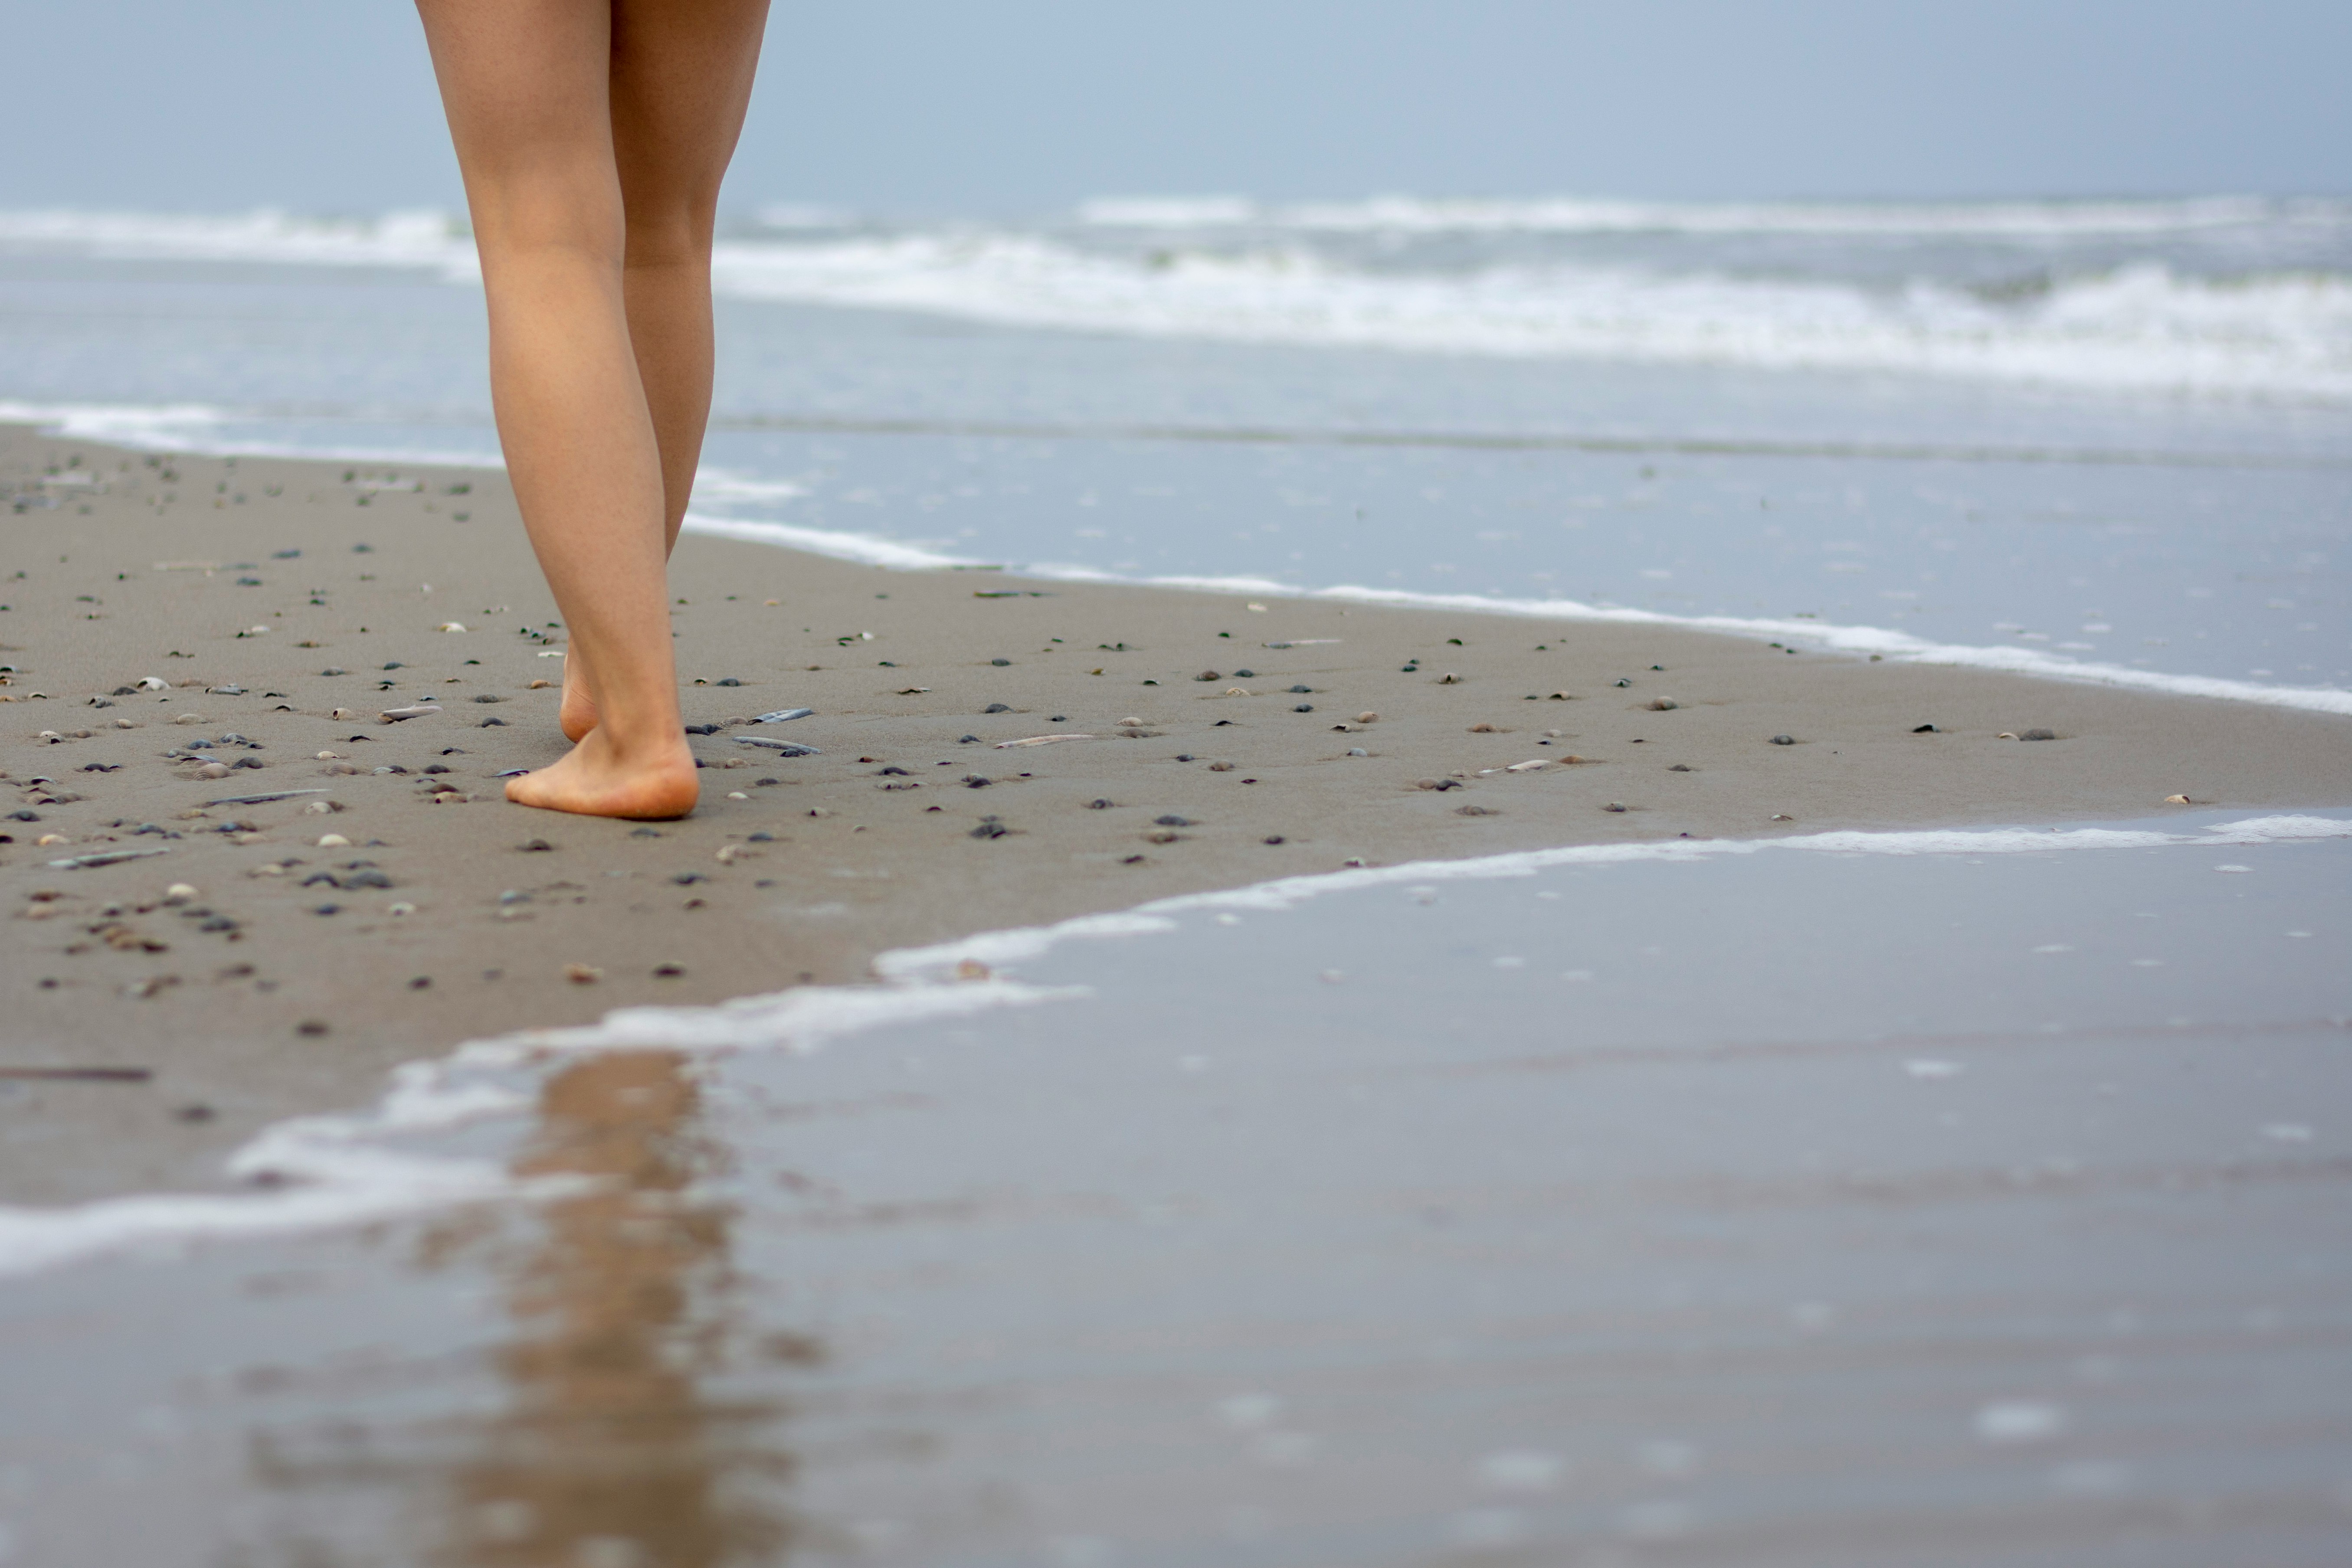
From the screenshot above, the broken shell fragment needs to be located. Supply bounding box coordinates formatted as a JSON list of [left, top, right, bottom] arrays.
[[565, 963, 602, 984], [994, 734, 1094, 748], [379, 702, 442, 722], [2165, 794, 2191, 805]]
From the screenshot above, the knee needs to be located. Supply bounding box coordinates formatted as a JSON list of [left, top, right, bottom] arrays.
[[622, 204, 715, 273], [471, 171, 629, 274]]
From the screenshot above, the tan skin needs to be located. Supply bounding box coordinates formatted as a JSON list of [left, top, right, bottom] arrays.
[[414, 0, 771, 818]]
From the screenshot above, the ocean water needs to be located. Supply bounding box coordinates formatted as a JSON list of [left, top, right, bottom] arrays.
[[0, 196, 2347, 701], [3, 200, 2350, 1559], [2, 810, 2349, 1565]]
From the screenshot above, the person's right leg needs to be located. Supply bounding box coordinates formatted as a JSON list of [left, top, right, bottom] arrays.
[[414, 0, 698, 818], [554, 0, 770, 744]]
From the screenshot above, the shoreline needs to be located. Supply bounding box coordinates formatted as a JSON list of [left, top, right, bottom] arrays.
[[5, 804, 2345, 1280], [13, 399, 2352, 717], [5, 422, 2351, 1206]]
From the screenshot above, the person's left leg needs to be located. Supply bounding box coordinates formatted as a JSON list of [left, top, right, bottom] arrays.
[[559, 0, 771, 744]]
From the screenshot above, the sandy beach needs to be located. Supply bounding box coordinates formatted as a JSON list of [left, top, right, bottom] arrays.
[[5, 420, 2351, 1204]]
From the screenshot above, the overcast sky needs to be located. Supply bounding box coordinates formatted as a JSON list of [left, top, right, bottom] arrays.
[[6, 0, 2346, 215]]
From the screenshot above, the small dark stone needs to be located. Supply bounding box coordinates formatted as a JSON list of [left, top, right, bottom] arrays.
[[684, 723, 720, 735], [518, 838, 554, 852], [878, 766, 911, 776], [1049, 715, 1066, 723], [717, 677, 741, 687], [1087, 799, 1114, 810], [630, 827, 662, 838], [1263, 835, 1285, 845], [480, 717, 506, 727], [9, 810, 39, 822], [1614, 678, 1632, 688], [1233, 669, 1255, 678], [321, 668, 345, 677], [1154, 815, 1194, 827], [1912, 723, 1938, 733], [175, 1103, 217, 1123], [983, 703, 1012, 714], [1769, 734, 1796, 745], [748, 831, 774, 842], [755, 776, 780, 786], [959, 734, 979, 744], [673, 873, 707, 885], [295, 1019, 330, 1036], [1601, 802, 1628, 813], [2020, 728, 2057, 741], [1288, 685, 1312, 694], [382, 661, 404, 671], [423, 763, 449, 775], [654, 963, 685, 978], [964, 775, 992, 788], [1651, 665, 1665, 671], [409, 976, 432, 990], [1194, 671, 1221, 682], [1175, 753, 1194, 762], [991, 658, 1012, 667], [1669, 763, 1692, 772], [1294, 704, 1313, 713], [311, 903, 341, 916], [970, 817, 1010, 840]]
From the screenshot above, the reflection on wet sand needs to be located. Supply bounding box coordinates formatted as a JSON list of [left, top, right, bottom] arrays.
[[442, 1049, 796, 1568]]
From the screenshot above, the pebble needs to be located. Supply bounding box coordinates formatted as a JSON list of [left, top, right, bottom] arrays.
[[1455, 804, 1497, 816], [1143, 828, 1182, 843], [317, 833, 350, 848], [1155, 815, 1195, 827], [1769, 734, 1796, 745], [1669, 763, 1692, 772], [2164, 794, 2191, 805], [1347, 748, 1368, 757], [1602, 802, 1628, 812], [565, 963, 602, 984], [2020, 728, 2057, 741], [1209, 761, 1235, 771], [1087, 799, 1114, 809], [1646, 698, 1679, 711], [1468, 722, 1497, 733], [1356, 712, 1379, 723]]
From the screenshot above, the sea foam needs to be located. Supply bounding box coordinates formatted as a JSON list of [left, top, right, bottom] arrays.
[[0, 814, 2345, 1281]]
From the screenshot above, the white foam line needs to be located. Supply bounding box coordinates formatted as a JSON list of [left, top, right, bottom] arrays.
[[874, 814, 2352, 982], [0, 979, 1077, 1280], [9, 403, 2345, 715], [4, 815, 2347, 1280]]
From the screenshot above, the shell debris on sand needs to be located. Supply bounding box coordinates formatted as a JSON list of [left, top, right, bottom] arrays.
[[995, 734, 1094, 748]]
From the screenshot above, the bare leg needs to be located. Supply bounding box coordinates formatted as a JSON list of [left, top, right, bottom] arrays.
[[559, 0, 770, 743], [415, 0, 763, 817]]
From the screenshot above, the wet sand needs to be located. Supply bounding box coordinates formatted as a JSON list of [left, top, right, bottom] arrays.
[[5, 422, 2351, 1204]]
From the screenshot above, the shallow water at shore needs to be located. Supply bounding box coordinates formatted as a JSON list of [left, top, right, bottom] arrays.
[[3, 810, 2348, 1565], [3, 246, 2347, 698]]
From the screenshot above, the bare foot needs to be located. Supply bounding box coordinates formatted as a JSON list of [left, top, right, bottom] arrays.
[[559, 661, 599, 743], [506, 729, 699, 819]]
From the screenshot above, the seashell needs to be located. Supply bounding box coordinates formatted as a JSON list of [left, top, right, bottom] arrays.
[[1468, 722, 1497, 733], [994, 734, 1093, 748], [564, 963, 602, 984], [437, 622, 466, 633], [1505, 759, 1549, 772], [1646, 697, 1679, 711], [752, 707, 813, 723], [316, 833, 350, 848], [2164, 794, 2191, 805], [379, 702, 441, 722]]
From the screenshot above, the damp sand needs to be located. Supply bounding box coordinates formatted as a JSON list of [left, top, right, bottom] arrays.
[[4, 422, 2350, 1202]]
